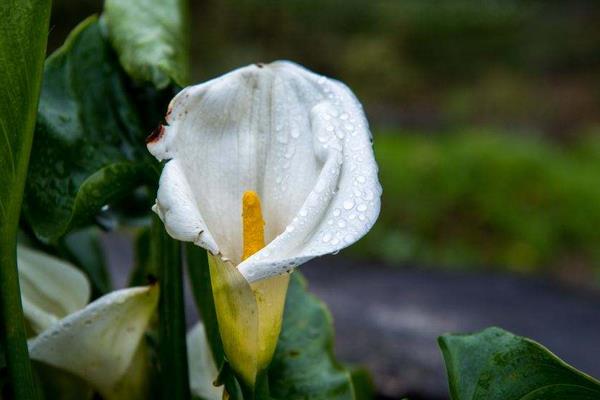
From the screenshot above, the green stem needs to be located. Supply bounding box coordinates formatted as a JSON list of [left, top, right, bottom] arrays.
[[186, 244, 225, 365], [153, 215, 191, 400], [0, 238, 41, 399]]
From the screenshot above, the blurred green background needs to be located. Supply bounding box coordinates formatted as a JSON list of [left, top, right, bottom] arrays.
[[51, 0, 600, 282]]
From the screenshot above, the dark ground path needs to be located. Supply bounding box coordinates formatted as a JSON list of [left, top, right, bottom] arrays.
[[303, 258, 600, 399], [103, 234, 600, 399]]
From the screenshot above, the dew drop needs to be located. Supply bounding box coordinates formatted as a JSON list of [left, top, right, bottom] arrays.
[[343, 200, 355, 210]]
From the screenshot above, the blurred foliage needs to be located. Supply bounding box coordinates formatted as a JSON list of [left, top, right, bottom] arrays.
[[51, 0, 600, 137], [351, 130, 600, 278], [191, 0, 600, 137]]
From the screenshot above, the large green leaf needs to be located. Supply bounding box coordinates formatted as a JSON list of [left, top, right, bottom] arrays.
[[268, 273, 355, 400], [24, 17, 158, 242], [439, 327, 600, 400], [103, 0, 189, 89], [0, 0, 51, 398]]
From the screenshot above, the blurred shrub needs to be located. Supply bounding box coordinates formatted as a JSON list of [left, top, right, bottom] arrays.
[[192, 0, 600, 137], [351, 130, 600, 277], [51, 0, 600, 136]]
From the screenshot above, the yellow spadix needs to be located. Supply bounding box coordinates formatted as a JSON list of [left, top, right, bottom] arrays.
[[208, 191, 290, 389]]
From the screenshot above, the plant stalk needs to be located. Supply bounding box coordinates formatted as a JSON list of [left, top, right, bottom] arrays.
[[153, 215, 191, 400], [0, 237, 41, 399]]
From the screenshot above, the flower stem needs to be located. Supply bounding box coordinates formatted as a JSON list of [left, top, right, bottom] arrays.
[[0, 237, 41, 399], [153, 215, 191, 400]]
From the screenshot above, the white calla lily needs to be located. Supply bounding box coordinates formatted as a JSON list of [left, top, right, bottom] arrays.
[[148, 60, 381, 283], [187, 322, 223, 400], [29, 285, 159, 400], [18, 245, 159, 399], [17, 245, 91, 334]]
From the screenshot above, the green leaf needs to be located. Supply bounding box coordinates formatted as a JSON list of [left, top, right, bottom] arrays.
[[103, 0, 189, 88], [0, 0, 51, 398], [24, 17, 157, 242], [439, 327, 600, 400], [268, 273, 355, 400]]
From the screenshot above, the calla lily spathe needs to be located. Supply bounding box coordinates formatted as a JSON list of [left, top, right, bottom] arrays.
[[148, 60, 381, 283], [17, 245, 159, 400], [18, 245, 91, 334]]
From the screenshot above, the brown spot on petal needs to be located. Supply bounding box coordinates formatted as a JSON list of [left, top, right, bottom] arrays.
[[146, 124, 164, 144], [255, 63, 264, 68]]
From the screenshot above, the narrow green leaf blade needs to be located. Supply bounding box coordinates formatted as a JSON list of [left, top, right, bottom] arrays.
[[439, 327, 600, 400], [24, 17, 154, 242], [0, 0, 51, 398], [103, 0, 189, 88], [268, 273, 355, 400]]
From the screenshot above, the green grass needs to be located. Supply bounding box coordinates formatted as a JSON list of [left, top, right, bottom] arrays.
[[351, 129, 600, 278]]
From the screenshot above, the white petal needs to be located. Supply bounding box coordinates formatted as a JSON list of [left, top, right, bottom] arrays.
[[149, 61, 381, 282], [18, 245, 91, 334], [187, 323, 222, 400], [153, 159, 219, 252], [29, 285, 159, 399]]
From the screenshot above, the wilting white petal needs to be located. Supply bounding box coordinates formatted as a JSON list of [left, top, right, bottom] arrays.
[[18, 245, 91, 334], [187, 323, 222, 400], [149, 61, 381, 282], [29, 285, 159, 399]]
